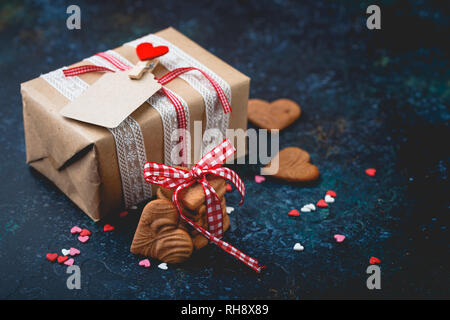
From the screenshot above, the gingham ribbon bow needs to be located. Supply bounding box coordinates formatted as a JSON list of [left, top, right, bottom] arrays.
[[143, 139, 265, 273]]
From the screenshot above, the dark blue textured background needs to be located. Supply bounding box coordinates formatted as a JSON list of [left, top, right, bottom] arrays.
[[0, 0, 448, 299]]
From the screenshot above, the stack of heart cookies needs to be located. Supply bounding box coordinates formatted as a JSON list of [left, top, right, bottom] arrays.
[[130, 172, 230, 264]]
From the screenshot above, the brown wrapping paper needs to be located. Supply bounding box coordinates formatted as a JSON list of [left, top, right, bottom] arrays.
[[21, 27, 250, 221]]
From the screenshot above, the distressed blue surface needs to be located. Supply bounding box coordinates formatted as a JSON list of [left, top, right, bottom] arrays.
[[0, 0, 448, 299]]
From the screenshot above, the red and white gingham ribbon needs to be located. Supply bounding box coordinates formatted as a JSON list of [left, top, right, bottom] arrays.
[[62, 64, 115, 77], [63, 52, 233, 166], [143, 139, 265, 273]]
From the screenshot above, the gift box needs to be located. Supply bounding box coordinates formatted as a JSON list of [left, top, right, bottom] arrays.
[[21, 27, 250, 221]]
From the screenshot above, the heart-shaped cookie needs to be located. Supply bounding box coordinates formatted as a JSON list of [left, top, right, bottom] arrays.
[[158, 172, 226, 211], [157, 189, 230, 250], [130, 199, 193, 264], [136, 42, 169, 61], [248, 99, 301, 132], [261, 147, 319, 182]]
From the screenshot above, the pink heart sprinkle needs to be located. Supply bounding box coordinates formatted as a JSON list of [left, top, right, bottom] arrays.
[[78, 235, 89, 243], [69, 248, 80, 256], [334, 234, 346, 243], [71, 226, 82, 234], [64, 258, 74, 266], [139, 259, 151, 268], [255, 175, 266, 183]]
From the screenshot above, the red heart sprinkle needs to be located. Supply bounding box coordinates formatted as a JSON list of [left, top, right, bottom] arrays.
[[326, 190, 337, 197], [316, 199, 328, 208], [103, 224, 114, 232], [136, 42, 169, 61], [80, 229, 91, 237], [365, 168, 376, 177], [119, 211, 129, 218], [57, 256, 68, 264], [226, 184, 232, 192], [288, 209, 300, 217], [369, 256, 381, 264], [46, 253, 58, 262]]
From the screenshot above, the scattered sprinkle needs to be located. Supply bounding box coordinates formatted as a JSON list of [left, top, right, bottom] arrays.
[[103, 224, 114, 232], [46, 253, 58, 262], [226, 206, 234, 214], [80, 229, 91, 237], [226, 184, 232, 192], [158, 262, 168, 270], [293, 243, 304, 251], [317, 199, 328, 208], [369, 256, 381, 264], [305, 203, 316, 211], [254, 175, 266, 183], [288, 209, 300, 217], [57, 256, 68, 264], [334, 234, 346, 243], [300, 206, 311, 213], [326, 190, 337, 197], [120, 211, 129, 218], [324, 194, 335, 203], [139, 259, 151, 268], [70, 226, 82, 234], [78, 235, 89, 243], [69, 248, 80, 256], [365, 168, 376, 177], [61, 249, 70, 256], [64, 258, 74, 266]]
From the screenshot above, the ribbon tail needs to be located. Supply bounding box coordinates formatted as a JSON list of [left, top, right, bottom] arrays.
[[173, 184, 264, 273], [199, 179, 224, 239]]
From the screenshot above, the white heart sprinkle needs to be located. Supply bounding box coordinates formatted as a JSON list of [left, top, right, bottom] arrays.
[[158, 263, 168, 270], [61, 249, 70, 256], [293, 243, 304, 251], [300, 206, 311, 213], [226, 206, 234, 214], [325, 195, 335, 203], [305, 203, 316, 211], [131, 205, 138, 210]]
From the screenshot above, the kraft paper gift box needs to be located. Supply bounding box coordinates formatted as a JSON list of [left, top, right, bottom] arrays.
[[21, 27, 250, 221]]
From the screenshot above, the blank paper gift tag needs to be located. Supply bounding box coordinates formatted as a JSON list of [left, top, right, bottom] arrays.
[[60, 70, 162, 128]]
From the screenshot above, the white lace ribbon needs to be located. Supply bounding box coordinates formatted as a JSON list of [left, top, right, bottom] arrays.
[[41, 54, 152, 208]]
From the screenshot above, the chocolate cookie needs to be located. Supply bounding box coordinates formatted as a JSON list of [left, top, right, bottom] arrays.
[[261, 147, 320, 182], [248, 98, 301, 132], [130, 199, 194, 263]]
